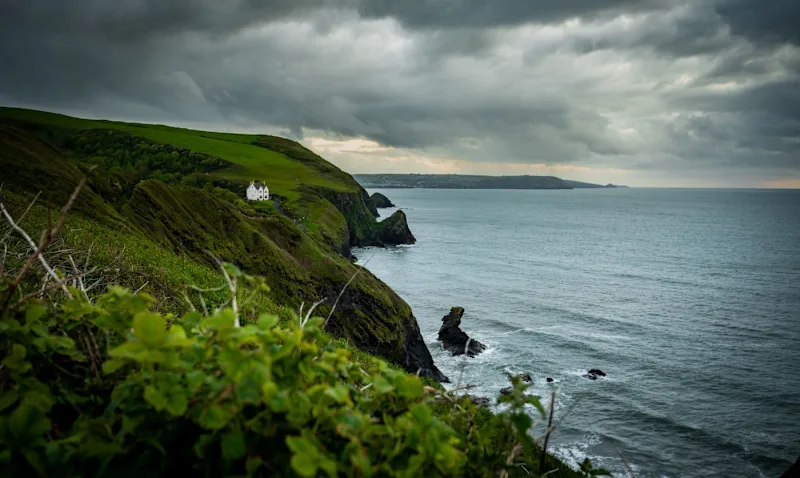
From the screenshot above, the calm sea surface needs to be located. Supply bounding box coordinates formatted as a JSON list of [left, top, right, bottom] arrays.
[[354, 188, 800, 478]]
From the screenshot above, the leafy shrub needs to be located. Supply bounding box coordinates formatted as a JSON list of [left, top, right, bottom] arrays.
[[0, 266, 607, 477]]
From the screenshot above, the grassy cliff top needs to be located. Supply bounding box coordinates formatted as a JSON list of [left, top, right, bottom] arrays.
[[0, 107, 358, 201]]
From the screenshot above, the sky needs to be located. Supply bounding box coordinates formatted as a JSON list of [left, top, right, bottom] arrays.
[[1, 0, 798, 187]]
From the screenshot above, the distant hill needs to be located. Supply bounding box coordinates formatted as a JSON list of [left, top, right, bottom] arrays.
[[354, 173, 628, 189], [563, 180, 629, 189]]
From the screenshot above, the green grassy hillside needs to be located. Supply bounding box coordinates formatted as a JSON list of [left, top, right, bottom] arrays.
[[0, 109, 443, 381], [0, 107, 394, 252]]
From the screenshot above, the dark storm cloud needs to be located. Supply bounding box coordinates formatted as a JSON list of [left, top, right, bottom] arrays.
[[715, 0, 800, 45], [358, 0, 673, 28], [0, 0, 799, 184]]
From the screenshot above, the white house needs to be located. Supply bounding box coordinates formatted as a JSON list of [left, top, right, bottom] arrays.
[[246, 180, 270, 201]]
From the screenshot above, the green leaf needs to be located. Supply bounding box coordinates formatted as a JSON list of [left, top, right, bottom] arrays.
[[246, 457, 263, 477], [200, 309, 235, 331], [291, 454, 318, 477], [144, 385, 168, 411], [199, 405, 227, 430], [8, 401, 50, 446], [102, 359, 127, 375], [397, 377, 424, 399], [510, 412, 532, 434], [324, 385, 350, 404], [286, 435, 318, 456], [3, 344, 31, 373], [221, 429, 246, 459], [371, 376, 395, 394], [223, 263, 243, 278], [287, 436, 319, 477], [186, 370, 205, 392], [166, 325, 189, 345], [25, 305, 47, 324], [525, 395, 546, 418], [166, 391, 188, 416], [133, 312, 167, 348], [257, 314, 279, 330], [0, 391, 19, 413], [181, 311, 203, 329]]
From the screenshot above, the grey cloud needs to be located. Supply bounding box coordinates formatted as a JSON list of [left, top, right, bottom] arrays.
[[358, 0, 674, 29], [0, 0, 799, 184], [716, 0, 800, 45]]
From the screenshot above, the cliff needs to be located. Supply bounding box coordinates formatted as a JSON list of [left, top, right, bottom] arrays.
[[0, 109, 445, 381]]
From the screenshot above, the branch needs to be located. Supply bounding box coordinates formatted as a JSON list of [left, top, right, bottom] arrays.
[[324, 252, 375, 329], [0, 191, 41, 244], [539, 392, 557, 475], [13, 268, 99, 307], [0, 178, 86, 312]]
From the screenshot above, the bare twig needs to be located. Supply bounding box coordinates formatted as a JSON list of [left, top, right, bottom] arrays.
[[188, 284, 227, 293], [1, 178, 86, 312], [0, 242, 6, 277], [0, 191, 41, 244], [301, 298, 326, 327], [132, 281, 150, 296], [13, 268, 98, 307], [324, 253, 375, 329], [539, 392, 557, 475]]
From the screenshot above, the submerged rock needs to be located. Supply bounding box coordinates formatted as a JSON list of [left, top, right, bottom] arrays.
[[437, 307, 486, 357], [369, 192, 395, 209], [376, 210, 416, 246]]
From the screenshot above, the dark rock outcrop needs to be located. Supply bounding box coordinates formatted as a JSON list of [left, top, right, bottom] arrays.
[[546, 377, 554, 383], [466, 395, 491, 408], [781, 457, 800, 478], [437, 307, 486, 357], [500, 387, 513, 396], [403, 318, 450, 383], [584, 369, 606, 380], [369, 192, 395, 209], [376, 210, 416, 246]]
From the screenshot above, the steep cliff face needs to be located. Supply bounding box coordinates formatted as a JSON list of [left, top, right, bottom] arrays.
[[306, 186, 416, 252]]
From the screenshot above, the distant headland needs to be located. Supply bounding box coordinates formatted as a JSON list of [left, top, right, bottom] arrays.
[[354, 173, 629, 190]]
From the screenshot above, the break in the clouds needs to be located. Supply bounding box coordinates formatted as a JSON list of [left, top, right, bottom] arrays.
[[1, 0, 798, 187]]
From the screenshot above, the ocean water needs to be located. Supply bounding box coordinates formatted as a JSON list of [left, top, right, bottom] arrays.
[[354, 188, 800, 477]]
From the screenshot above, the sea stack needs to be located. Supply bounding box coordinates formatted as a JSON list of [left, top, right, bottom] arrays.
[[369, 192, 395, 209], [437, 307, 486, 357]]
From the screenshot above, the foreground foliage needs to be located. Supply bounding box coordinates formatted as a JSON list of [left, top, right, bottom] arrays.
[[0, 273, 606, 477]]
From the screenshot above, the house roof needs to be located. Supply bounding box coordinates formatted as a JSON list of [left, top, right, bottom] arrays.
[[250, 182, 267, 189]]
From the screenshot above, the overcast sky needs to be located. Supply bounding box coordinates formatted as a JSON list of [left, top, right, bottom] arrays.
[[1, 0, 798, 187]]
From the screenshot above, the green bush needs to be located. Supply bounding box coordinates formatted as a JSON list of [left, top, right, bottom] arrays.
[[0, 264, 608, 477]]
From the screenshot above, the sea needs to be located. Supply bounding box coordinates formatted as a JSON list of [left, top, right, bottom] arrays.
[[353, 188, 800, 478]]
